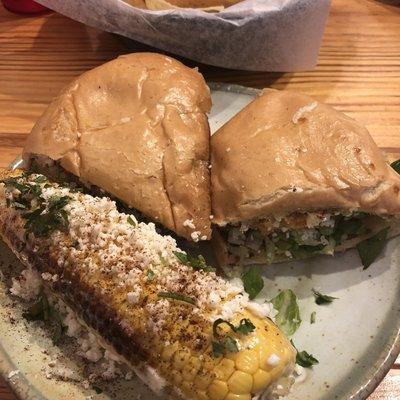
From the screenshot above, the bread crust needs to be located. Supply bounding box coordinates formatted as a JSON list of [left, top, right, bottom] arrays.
[[23, 53, 212, 241], [211, 89, 400, 225]]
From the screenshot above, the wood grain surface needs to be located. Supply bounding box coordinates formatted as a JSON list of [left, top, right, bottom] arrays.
[[0, 0, 400, 399]]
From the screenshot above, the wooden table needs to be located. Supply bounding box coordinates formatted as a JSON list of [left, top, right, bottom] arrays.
[[0, 0, 400, 398]]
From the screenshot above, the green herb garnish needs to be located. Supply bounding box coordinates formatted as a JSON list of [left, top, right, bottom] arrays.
[[310, 311, 316, 324], [147, 269, 155, 281], [291, 340, 319, 368], [23, 294, 65, 344], [271, 289, 301, 336], [242, 266, 264, 300], [173, 251, 215, 272], [157, 291, 196, 305], [211, 318, 255, 357], [390, 159, 400, 174], [3, 175, 72, 238], [92, 385, 103, 394], [212, 337, 239, 357], [212, 318, 256, 357], [356, 227, 389, 269], [213, 318, 255, 337], [24, 195, 71, 237], [296, 350, 319, 368], [312, 289, 337, 305], [127, 216, 136, 226]]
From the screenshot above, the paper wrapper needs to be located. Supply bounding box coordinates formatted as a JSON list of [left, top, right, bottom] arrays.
[[36, 0, 331, 71]]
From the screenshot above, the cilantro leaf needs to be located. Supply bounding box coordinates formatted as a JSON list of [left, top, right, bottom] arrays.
[[296, 350, 319, 368], [212, 337, 239, 357], [291, 340, 319, 368], [271, 289, 301, 336], [213, 318, 255, 337], [173, 251, 215, 272], [310, 311, 316, 324], [312, 289, 337, 305], [127, 216, 136, 226], [147, 269, 155, 281], [242, 266, 264, 300], [157, 291, 196, 305], [356, 227, 389, 269], [235, 318, 256, 335]]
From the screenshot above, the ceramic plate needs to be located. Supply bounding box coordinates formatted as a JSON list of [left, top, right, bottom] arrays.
[[1, 83, 399, 400]]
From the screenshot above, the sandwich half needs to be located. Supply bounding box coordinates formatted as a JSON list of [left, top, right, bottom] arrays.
[[23, 53, 212, 242], [211, 89, 400, 268], [0, 170, 296, 399]]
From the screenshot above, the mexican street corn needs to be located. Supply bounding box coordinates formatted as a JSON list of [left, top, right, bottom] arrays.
[[0, 171, 296, 400]]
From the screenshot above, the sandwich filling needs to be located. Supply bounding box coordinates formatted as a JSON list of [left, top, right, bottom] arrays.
[[221, 211, 390, 266]]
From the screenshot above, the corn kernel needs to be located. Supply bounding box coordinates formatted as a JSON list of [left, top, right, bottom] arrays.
[[181, 381, 194, 398], [174, 349, 191, 371], [252, 368, 272, 392], [227, 371, 253, 395], [214, 358, 235, 381], [235, 349, 259, 374], [225, 394, 252, 400], [182, 357, 201, 381], [195, 373, 214, 390], [171, 370, 182, 385], [161, 342, 179, 361], [196, 391, 209, 400], [208, 380, 229, 400]]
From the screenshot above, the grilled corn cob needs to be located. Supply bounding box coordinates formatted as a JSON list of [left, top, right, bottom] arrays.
[[0, 171, 296, 400]]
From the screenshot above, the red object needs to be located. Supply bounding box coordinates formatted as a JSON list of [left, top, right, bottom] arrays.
[[2, 0, 48, 14]]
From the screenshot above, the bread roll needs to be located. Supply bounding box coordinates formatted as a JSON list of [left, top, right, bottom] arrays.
[[24, 53, 212, 241]]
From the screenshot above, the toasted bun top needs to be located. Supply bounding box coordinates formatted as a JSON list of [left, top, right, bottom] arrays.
[[24, 53, 212, 241], [211, 89, 400, 225]]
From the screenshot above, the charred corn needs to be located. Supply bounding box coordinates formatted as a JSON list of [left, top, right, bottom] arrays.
[[0, 172, 296, 399]]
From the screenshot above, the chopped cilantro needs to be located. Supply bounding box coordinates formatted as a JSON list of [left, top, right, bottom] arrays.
[[242, 265, 264, 300], [271, 289, 301, 336], [127, 216, 136, 226], [213, 318, 255, 337], [296, 350, 319, 368], [212, 337, 239, 357], [291, 340, 319, 368], [173, 251, 215, 272], [92, 385, 103, 394], [211, 318, 254, 357], [23, 294, 65, 344], [147, 269, 155, 281], [312, 289, 337, 305], [157, 291, 196, 305], [356, 227, 389, 269], [3, 175, 71, 238], [310, 311, 316, 324]]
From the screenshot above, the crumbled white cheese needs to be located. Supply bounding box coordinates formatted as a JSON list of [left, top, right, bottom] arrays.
[[127, 287, 142, 305], [64, 309, 81, 337], [292, 102, 317, 124], [294, 364, 307, 383], [190, 231, 201, 242], [267, 354, 281, 367], [8, 370, 19, 379], [208, 292, 221, 309], [10, 269, 41, 300], [41, 272, 59, 282], [183, 219, 196, 230], [246, 301, 276, 319]]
